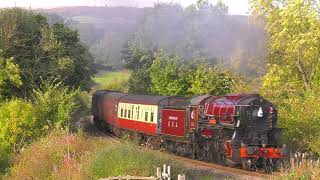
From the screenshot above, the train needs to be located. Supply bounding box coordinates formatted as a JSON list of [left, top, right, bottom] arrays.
[[92, 91, 288, 172]]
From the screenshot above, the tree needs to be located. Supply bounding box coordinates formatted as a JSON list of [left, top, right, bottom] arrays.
[[251, 0, 320, 92], [122, 35, 156, 94], [188, 63, 233, 95], [0, 49, 21, 99], [0, 8, 95, 97], [251, 0, 320, 154], [150, 51, 192, 96]]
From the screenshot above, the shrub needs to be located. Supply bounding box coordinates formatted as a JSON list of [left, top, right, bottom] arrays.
[[0, 81, 80, 174], [32, 80, 79, 132], [0, 99, 36, 173]]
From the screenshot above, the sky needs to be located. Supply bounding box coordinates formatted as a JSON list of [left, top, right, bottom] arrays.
[[0, 0, 249, 15]]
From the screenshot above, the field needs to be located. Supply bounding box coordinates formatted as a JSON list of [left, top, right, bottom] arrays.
[[92, 70, 131, 92]]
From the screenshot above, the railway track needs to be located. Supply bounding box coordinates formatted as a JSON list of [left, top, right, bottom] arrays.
[[79, 117, 276, 179], [169, 154, 275, 179]]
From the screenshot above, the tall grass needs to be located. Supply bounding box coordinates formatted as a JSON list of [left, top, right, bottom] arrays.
[[5, 131, 190, 180], [278, 153, 320, 180], [6, 131, 110, 180]]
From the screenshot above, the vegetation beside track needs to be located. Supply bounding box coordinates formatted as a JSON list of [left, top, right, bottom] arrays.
[[5, 130, 213, 180]]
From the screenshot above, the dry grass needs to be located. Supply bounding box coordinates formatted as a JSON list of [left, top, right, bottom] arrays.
[[5, 130, 110, 180], [278, 153, 320, 180], [4, 130, 190, 180]]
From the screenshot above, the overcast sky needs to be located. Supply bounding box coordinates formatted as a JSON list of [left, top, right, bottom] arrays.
[[0, 0, 249, 15]]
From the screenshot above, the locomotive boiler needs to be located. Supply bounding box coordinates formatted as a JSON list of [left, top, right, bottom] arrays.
[[92, 91, 287, 172]]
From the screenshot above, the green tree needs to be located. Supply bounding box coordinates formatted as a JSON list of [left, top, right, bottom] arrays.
[[0, 8, 95, 97], [251, 0, 320, 92], [0, 50, 21, 99], [123, 35, 156, 94], [188, 63, 233, 95], [251, 0, 320, 154], [150, 51, 191, 96]]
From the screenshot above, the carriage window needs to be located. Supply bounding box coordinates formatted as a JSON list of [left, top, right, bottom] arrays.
[[145, 112, 148, 121], [150, 112, 154, 122], [121, 108, 123, 117], [128, 109, 131, 118], [136, 106, 140, 120], [131, 106, 134, 119], [124, 109, 127, 118]]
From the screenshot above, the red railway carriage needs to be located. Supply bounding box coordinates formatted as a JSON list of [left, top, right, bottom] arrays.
[[117, 94, 168, 135], [92, 91, 190, 136], [92, 91, 287, 172]]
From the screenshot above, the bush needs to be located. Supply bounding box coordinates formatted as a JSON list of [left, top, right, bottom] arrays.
[[0, 81, 80, 175], [0, 99, 36, 173], [32, 80, 79, 132]]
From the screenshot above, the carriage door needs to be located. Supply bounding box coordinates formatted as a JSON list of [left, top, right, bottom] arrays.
[[189, 106, 197, 132]]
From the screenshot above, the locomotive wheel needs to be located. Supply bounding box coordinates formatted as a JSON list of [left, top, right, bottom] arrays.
[[263, 159, 273, 174], [218, 153, 227, 165], [241, 158, 252, 171]]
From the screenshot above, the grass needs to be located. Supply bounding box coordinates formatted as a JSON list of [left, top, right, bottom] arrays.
[[5, 130, 110, 180], [92, 70, 131, 92], [278, 153, 320, 180], [4, 130, 194, 180], [89, 142, 186, 179]]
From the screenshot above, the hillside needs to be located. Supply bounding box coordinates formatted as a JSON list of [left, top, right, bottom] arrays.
[[43, 5, 265, 74]]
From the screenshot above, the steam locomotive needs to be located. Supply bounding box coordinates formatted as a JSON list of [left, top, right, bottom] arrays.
[[92, 91, 287, 172]]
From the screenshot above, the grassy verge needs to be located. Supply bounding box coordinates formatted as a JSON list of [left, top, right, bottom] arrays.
[[5, 130, 195, 180], [5, 130, 110, 180], [92, 70, 130, 92], [89, 142, 186, 179]]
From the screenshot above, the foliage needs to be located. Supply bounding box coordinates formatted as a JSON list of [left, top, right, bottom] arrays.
[[128, 69, 151, 94], [123, 37, 156, 94], [0, 50, 21, 99], [150, 51, 191, 96], [251, 0, 320, 91], [32, 80, 79, 131], [188, 63, 233, 95], [251, 0, 320, 154], [0, 81, 79, 174], [0, 100, 36, 173], [0, 8, 95, 97], [124, 44, 238, 97]]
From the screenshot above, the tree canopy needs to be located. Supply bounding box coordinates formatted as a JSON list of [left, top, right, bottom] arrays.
[[251, 0, 320, 155], [0, 8, 95, 98]]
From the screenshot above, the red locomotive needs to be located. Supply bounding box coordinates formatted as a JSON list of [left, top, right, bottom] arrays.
[[92, 91, 288, 172]]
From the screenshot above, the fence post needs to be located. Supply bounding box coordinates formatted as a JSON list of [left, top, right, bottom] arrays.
[[178, 174, 185, 180], [157, 167, 161, 179]]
